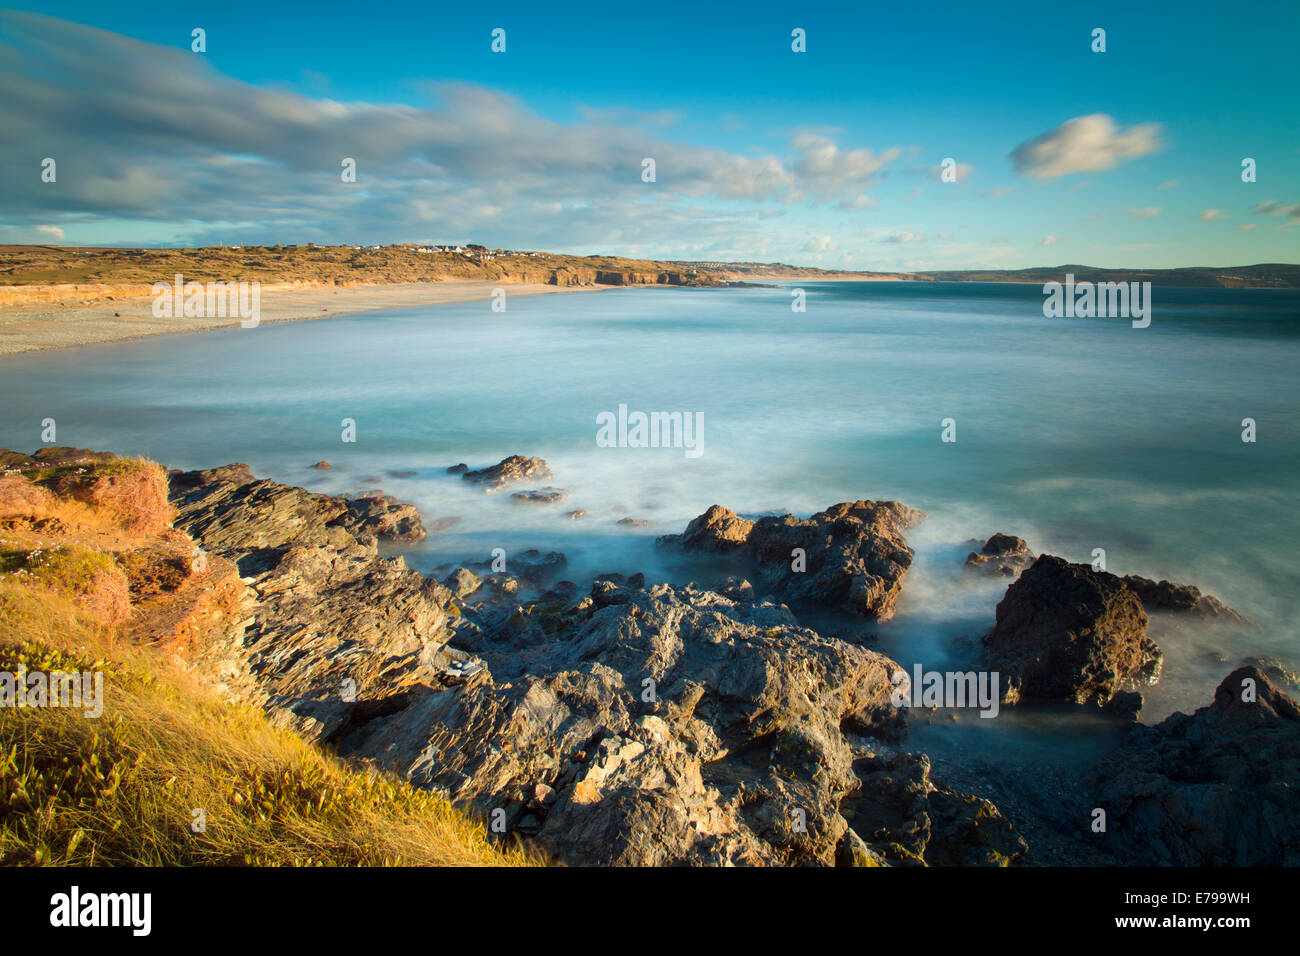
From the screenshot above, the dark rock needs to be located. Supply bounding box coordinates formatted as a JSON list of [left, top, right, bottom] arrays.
[[510, 549, 567, 584], [1121, 574, 1246, 622], [539, 580, 579, 603], [1102, 690, 1144, 721], [511, 487, 569, 505], [617, 517, 653, 528], [1090, 666, 1300, 865], [311, 461, 331, 470], [1241, 655, 1300, 689], [984, 555, 1161, 707], [842, 753, 1028, 866], [446, 463, 469, 474]]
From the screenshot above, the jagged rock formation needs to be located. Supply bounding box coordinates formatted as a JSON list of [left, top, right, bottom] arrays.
[[658, 500, 924, 619], [347, 578, 1022, 866], [985, 555, 1162, 707], [162, 465, 1021, 866], [1090, 666, 1300, 865]]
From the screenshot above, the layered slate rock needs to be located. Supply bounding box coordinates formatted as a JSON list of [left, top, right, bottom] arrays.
[[169, 464, 427, 551], [168, 466, 455, 742], [964, 533, 1035, 577], [984, 555, 1162, 707], [461, 455, 552, 493], [659, 500, 924, 620], [338, 494, 426, 543], [1090, 666, 1300, 865]]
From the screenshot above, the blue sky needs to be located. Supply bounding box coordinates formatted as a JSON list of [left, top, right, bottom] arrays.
[[2, 1, 1298, 268]]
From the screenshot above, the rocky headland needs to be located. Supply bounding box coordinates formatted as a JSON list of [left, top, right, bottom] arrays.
[[1, 446, 1292, 867]]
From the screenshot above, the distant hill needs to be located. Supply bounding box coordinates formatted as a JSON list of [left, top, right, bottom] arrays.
[[908, 263, 1300, 289]]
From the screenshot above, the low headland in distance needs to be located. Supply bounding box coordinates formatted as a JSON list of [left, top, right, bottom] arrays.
[[1, 243, 1297, 356]]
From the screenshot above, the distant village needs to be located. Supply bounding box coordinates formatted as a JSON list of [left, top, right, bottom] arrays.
[[209, 241, 541, 263]]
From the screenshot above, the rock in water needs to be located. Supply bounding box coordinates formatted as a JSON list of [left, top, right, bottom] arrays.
[[984, 554, 1162, 707], [1120, 573, 1246, 622], [1090, 666, 1300, 865], [462, 455, 552, 492], [964, 532, 1035, 577], [511, 487, 569, 504], [659, 500, 923, 619]]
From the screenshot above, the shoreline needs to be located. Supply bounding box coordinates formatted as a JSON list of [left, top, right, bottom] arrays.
[[0, 280, 617, 358]]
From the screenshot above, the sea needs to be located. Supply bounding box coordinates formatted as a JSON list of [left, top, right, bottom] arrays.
[[3, 280, 1297, 752]]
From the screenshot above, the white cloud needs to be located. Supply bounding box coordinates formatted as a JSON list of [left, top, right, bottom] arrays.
[[1010, 114, 1164, 179], [1198, 209, 1228, 220], [1041, 235, 1065, 246], [1126, 207, 1161, 218], [34, 224, 64, 239]]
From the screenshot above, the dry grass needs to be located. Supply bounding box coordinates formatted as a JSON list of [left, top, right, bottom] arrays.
[[0, 467, 541, 868]]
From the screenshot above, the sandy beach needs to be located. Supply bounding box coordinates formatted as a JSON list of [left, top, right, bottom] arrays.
[[0, 280, 607, 357]]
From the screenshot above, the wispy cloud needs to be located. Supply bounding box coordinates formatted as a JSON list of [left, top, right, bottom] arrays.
[[0, 12, 905, 249]]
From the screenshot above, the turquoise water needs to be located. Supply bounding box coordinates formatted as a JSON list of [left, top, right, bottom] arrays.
[[2, 280, 1297, 720]]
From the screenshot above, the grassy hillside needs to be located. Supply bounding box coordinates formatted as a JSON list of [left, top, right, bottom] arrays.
[[0, 243, 723, 289], [0, 453, 538, 867]]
